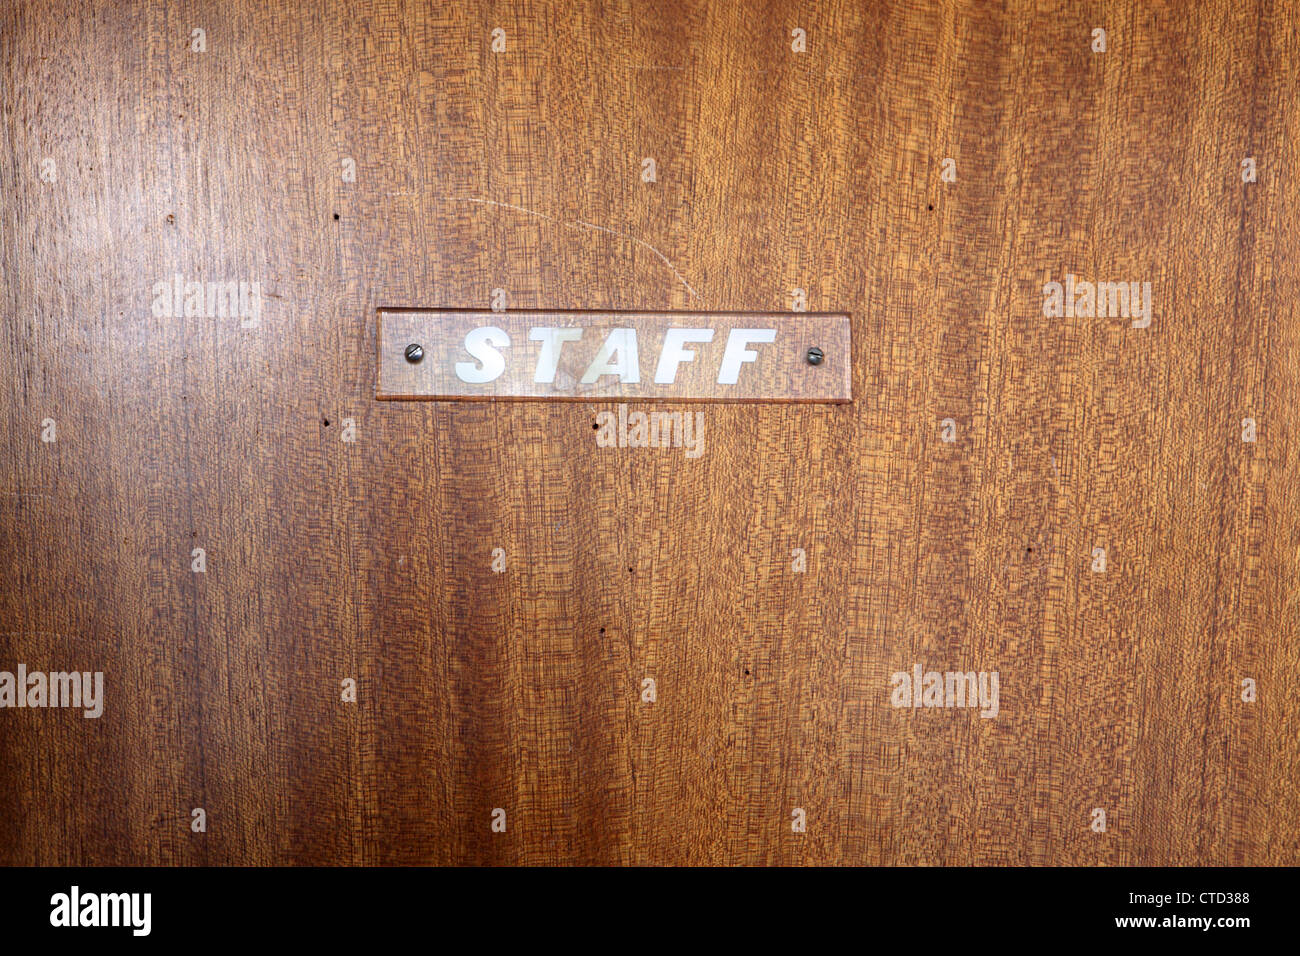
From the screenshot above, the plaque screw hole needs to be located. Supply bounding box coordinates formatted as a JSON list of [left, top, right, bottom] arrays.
[[405, 343, 425, 364], [806, 347, 824, 366]]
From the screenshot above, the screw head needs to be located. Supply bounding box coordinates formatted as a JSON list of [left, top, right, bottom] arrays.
[[404, 343, 424, 364], [806, 347, 824, 366]]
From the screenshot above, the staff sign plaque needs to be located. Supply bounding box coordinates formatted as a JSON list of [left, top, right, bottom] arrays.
[[376, 309, 851, 402]]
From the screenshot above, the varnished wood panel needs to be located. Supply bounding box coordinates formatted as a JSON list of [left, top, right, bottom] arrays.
[[0, 0, 1296, 866]]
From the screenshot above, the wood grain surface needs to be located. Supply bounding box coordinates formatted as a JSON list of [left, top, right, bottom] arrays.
[[1, 0, 1296, 866]]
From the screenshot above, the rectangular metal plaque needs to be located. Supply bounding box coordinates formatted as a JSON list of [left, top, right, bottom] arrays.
[[376, 309, 851, 402]]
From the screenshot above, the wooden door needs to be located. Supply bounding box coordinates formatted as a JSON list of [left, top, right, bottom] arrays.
[[2, 0, 1297, 866]]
